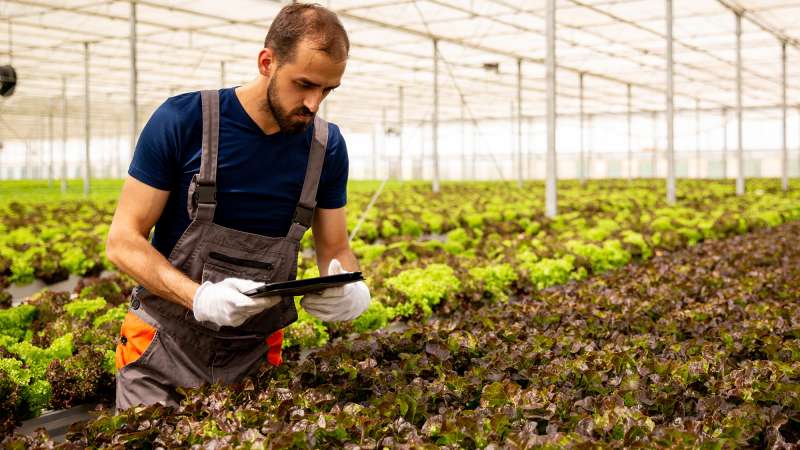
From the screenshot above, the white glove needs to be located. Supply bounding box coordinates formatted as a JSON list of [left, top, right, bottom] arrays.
[[192, 277, 280, 328], [301, 259, 370, 322]]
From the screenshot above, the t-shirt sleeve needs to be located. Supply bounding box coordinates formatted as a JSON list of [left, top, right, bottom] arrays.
[[316, 123, 349, 209], [127, 98, 184, 191]]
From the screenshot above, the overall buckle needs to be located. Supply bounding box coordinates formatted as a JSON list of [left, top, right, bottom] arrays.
[[292, 204, 314, 226], [193, 184, 216, 205]]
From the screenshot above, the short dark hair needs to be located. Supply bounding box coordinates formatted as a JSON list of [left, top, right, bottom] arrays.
[[264, 3, 350, 64]]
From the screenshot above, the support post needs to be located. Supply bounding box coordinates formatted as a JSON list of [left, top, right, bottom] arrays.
[[510, 101, 515, 180], [461, 98, 467, 180], [83, 42, 91, 197], [722, 108, 728, 179], [371, 123, 377, 180], [527, 117, 534, 178], [651, 111, 658, 178], [115, 114, 123, 179], [781, 41, 788, 191], [587, 114, 593, 180], [579, 72, 585, 185], [381, 106, 386, 179], [61, 76, 68, 193], [472, 120, 477, 179], [545, 0, 557, 217], [220, 60, 226, 87], [48, 99, 54, 187], [627, 84, 633, 180], [735, 12, 745, 196], [517, 58, 523, 188], [696, 99, 701, 178], [129, 0, 138, 172], [418, 121, 425, 180], [398, 85, 404, 181], [24, 141, 29, 179], [665, 0, 676, 204], [432, 38, 440, 193]]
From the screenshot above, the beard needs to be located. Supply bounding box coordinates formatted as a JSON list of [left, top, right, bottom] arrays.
[[266, 75, 314, 135]]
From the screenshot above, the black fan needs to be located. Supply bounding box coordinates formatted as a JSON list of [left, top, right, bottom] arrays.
[[0, 65, 17, 97]]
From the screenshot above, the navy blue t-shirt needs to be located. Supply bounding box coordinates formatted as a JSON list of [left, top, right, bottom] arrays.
[[128, 87, 349, 258]]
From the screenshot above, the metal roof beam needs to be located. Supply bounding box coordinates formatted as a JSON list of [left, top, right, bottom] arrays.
[[328, 0, 735, 110], [716, 0, 800, 48], [565, 0, 783, 90]]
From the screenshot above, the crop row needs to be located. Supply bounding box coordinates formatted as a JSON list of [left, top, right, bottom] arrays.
[[0, 275, 137, 433], [8, 219, 800, 447], [0, 180, 798, 430], [2, 180, 797, 289], [287, 180, 800, 348]]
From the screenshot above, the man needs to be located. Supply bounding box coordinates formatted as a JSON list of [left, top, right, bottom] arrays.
[[106, 3, 369, 410]]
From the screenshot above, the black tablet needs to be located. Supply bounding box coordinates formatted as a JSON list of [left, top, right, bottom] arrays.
[[242, 272, 364, 298]]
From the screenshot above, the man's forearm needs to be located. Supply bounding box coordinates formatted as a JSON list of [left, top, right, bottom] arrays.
[[317, 246, 359, 275], [107, 233, 199, 309]]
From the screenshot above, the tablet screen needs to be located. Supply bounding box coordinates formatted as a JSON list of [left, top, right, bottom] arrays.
[[243, 272, 364, 297]]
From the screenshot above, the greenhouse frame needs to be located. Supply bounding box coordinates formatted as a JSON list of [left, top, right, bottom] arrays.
[[3, 1, 800, 446], [1, 0, 799, 215]]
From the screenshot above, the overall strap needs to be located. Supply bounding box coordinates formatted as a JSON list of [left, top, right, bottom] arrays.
[[189, 89, 220, 222], [287, 115, 329, 241]]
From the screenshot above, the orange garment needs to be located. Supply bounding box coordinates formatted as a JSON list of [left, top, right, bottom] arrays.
[[266, 329, 284, 366], [115, 311, 156, 370]]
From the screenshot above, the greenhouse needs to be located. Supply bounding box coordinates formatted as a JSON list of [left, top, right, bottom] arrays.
[[1, 0, 799, 447]]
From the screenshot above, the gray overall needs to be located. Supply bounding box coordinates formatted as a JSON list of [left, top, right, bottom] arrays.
[[116, 89, 328, 410]]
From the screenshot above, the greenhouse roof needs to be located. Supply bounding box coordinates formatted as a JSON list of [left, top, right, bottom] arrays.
[[1, 0, 799, 136]]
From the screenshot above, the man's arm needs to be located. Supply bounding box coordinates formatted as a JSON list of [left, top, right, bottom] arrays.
[[302, 206, 370, 323], [106, 176, 199, 309], [312, 206, 358, 275]]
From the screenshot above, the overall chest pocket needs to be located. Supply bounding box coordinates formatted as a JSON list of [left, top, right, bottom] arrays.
[[202, 251, 284, 285]]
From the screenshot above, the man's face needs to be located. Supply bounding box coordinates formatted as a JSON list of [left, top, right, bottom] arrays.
[[265, 40, 346, 134]]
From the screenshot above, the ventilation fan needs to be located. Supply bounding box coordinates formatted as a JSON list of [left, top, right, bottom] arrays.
[[0, 65, 17, 97]]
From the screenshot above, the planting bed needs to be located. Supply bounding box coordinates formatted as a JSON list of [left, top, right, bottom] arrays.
[[5, 220, 799, 448], [0, 275, 136, 433], [1, 179, 799, 444]]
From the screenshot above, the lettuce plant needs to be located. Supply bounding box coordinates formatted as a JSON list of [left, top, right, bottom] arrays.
[[386, 264, 461, 317], [64, 297, 107, 320], [467, 264, 517, 302]]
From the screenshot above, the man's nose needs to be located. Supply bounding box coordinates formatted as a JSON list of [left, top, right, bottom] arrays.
[[304, 90, 324, 114]]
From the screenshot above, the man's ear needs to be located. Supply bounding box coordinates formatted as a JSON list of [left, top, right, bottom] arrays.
[[258, 47, 276, 77]]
